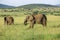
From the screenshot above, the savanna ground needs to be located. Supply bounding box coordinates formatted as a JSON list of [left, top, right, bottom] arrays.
[[0, 12, 60, 40]]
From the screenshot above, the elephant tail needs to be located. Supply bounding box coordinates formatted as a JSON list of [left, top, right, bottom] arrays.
[[43, 14, 47, 26]]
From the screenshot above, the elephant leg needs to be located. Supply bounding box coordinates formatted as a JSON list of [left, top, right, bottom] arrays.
[[8, 20, 12, 25], [4, 20, 7, 25], [11, 19, 14, 25], [11, 22, 14, 25], [12, 20, 14, 24], [8, 21, 12, 25], [7, 21, 10, 25], [29, 20, 34, 28], [7, 21, 11, 25], [42, 18, 46, 27], [5, 21, 7, 25], [4, 21, 6, 25]]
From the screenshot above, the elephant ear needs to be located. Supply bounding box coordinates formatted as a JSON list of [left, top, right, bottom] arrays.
[[28, 15, 34, 21]]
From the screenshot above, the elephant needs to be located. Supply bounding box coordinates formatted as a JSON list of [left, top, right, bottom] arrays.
[[24, 14, 47, 28], [4, 16, 14, 25]]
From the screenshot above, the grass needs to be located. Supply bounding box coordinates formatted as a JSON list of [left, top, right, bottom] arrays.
[[0, 14, 60, 40]]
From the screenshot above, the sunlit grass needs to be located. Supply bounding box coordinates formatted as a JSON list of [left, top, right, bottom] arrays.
[[0, 15, 60, 40]]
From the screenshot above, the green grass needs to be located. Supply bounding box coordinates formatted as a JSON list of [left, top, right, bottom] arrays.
[[0, 14, 60, 40]]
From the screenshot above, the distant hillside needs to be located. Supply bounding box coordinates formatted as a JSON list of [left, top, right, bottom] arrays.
[[0, 4, 15, 8], [18, 4, 58, 9], [56, 4, 60, 6]]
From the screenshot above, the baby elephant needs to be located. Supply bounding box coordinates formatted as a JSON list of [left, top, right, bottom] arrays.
[[4, 16, 14, 25]]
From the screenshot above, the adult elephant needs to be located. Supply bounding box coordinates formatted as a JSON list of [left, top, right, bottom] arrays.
[[4, 16, 14, 25], [24, 14, 47, 28]]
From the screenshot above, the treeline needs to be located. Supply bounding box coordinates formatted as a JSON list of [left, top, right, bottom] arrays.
[[0, 7, 60, 16]]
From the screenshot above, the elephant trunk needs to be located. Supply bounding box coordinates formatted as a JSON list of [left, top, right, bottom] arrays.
[[24, 19, 27, 25]]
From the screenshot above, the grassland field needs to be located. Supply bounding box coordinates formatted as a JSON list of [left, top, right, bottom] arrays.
[[0, 12, 60, 40]]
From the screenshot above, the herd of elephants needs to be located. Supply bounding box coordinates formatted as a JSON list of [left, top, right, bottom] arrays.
[[4, 14, 47, 28]]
